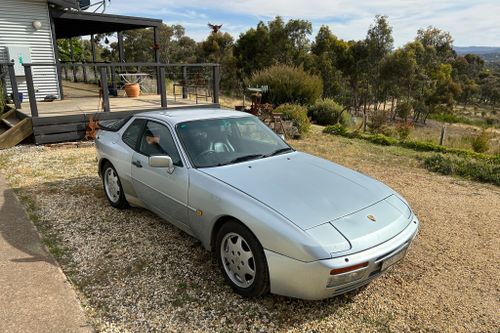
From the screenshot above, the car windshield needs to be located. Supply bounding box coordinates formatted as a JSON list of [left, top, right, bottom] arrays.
[[176, 116, 293, 168]]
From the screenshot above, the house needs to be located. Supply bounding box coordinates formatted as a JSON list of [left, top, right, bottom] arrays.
[[0, 0, 220, 146]]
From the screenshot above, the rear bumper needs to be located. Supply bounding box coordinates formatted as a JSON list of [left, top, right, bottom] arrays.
[[265, 216, 419, 300]]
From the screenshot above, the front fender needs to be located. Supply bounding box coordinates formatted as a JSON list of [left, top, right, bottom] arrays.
[[188, 169, 330, 262]]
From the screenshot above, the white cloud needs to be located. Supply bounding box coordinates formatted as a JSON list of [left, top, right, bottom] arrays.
[[106, 0, 500, 46]]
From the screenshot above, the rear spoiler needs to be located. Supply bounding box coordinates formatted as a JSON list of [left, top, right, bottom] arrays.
[[99, 116, 132, 132]]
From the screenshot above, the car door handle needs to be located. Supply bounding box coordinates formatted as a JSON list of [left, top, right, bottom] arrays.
[[132, 160, 143, 168]]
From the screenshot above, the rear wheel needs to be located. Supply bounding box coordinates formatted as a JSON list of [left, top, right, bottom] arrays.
[[102, 162, 129, 209], [216, 220, 269, 297]]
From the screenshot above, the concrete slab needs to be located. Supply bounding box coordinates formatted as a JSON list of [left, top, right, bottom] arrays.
[[0, 176, 93, 333]]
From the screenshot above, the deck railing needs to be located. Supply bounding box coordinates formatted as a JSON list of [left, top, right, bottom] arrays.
[[19, 62, 220, 117], [0, 62, 22, 110]]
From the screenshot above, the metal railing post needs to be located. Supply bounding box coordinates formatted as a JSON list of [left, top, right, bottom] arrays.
[[7, 64, 21, 109], [212, 65, 220, 104], [110, 65, 117, 93], [159, 66, 167, 108], [23, 64, 38, 117], [182, 66, 188, 99], [99, 67, 110, 112], [56, 62, 64, 100]]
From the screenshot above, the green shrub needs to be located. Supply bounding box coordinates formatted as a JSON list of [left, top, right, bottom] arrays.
[[274, 103, 310, 136], [364, 133, 398, 146], [369, 109, 389, 132], [471, 131, 490, 153], [249, 64, 323, 106], [401, 140, 447, 153], [308, 98, 350, 126], [423, 154, 500, 186], [323, 124, 347, 136], [395, 122, 413, 140]]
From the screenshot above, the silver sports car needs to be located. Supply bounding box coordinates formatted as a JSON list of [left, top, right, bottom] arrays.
[[95, 108, 419, 300]]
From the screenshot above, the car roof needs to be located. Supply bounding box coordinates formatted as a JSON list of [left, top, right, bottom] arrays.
[[135, 108, 252, 125]]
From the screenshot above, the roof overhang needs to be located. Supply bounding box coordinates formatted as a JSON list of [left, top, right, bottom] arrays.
[[48, 0, 80, 9], [50, 9, 163, 39]]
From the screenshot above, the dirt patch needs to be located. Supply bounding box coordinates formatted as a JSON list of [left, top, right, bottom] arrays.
[[0, 137, 498, 332]]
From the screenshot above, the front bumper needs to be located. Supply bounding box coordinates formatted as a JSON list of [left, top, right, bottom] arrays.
[[265, 217, 419, 300]]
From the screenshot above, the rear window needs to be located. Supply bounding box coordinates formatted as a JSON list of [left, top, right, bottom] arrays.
[[99, 116, 132, 132], [122, 119, 146, 150]]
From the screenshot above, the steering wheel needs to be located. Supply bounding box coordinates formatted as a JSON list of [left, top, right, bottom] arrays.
[[196, 149, 217, 160]]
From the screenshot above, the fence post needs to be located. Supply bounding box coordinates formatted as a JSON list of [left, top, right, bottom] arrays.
[[23, 65, 38, 117], [159, 66, 167, 108], [439, 125, 447, 145], [212, 65, 220, 104], [100, 67, 110, 112], [7, 64, 21, 109]]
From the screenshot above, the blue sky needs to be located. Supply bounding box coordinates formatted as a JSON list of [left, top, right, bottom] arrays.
[[106, 0, 500, 46]]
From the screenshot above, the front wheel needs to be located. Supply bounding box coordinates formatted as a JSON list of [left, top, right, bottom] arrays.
[[216, 220, 269, 297], [102, 162, 129, 209]]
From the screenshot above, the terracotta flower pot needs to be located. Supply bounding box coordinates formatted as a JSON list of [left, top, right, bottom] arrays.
[[124, 83, 140, 97]]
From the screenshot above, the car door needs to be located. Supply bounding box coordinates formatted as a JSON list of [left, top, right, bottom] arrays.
[[131, 120, 190, 232]]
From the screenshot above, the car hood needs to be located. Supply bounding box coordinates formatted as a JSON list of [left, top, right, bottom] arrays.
[[201, 152, 398, 230]]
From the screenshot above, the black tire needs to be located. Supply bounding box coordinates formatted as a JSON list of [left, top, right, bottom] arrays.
[[102, 162, 129, 209], [215, 220, 269, 297]]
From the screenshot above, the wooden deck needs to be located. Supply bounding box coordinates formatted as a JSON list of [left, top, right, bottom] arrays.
[[19, 81, 213, 118], [15, 82, 219, 145]]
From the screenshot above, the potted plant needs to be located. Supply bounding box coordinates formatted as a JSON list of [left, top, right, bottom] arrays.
[[124, 83, 140, 97]]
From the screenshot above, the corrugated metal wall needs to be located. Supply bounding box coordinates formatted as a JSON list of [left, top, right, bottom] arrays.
[[0, 0, 59, 101]]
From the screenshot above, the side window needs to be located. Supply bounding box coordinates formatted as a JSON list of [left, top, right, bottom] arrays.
[[122, 119, 146, 150], [138, 121, 183, 166]]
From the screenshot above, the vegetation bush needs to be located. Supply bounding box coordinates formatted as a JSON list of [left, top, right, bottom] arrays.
[[308, 98, 350, 126], [423, 154, 500, 186], [323, 125, 500, 163], [323, 124, 347, 136], [363, 133, 398, 146], [249, 64, 323, 106], [369, 109, 389, 132], [471, 130, 490, 153], [395, 122, 413, 140], [274, 103, 310, 136]]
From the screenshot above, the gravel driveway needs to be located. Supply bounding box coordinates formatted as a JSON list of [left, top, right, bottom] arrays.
[[0, 133, 498, 332]]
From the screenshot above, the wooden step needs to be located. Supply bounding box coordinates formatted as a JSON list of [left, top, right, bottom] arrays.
[[0, 123, 8, 136], [1, 115, 20, 128], [0, 118, 33, 149]]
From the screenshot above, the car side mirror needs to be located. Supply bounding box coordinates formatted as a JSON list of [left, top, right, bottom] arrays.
[[149, 155, 174, 174]]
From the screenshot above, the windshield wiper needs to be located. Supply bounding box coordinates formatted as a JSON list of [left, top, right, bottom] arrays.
[[217, 154, 264, 166], [264, 147, 294, 157]]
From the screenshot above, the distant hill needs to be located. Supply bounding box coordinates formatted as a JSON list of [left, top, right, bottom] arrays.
[[454, 46, 500, 55], [454, 46, 500, 68]]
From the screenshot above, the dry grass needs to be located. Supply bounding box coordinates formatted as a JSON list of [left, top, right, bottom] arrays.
[[408, 120, 500, 154], [0, 133, 499, 333]]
